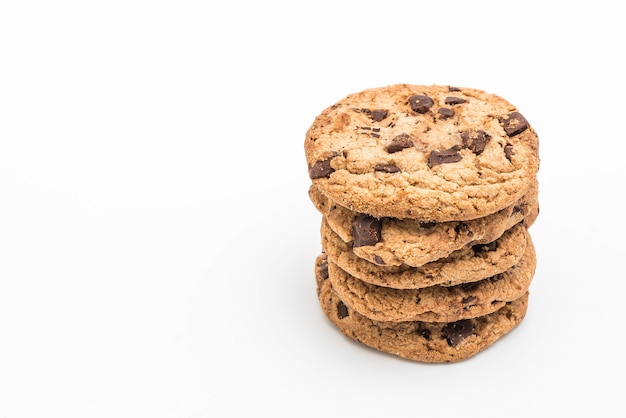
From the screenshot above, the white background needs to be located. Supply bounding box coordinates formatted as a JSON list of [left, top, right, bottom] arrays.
[[1, 1, 624, 417]]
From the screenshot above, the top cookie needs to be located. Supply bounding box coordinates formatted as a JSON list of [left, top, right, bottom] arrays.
[[305, 84, 540, 222]]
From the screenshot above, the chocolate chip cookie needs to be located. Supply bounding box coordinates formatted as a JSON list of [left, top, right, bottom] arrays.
[[327, 235, 536, 322], [310, 179, 538, 267], [305, 84, 540, 222], [315, 254, 529, 363], [321, 218, 529, 289]]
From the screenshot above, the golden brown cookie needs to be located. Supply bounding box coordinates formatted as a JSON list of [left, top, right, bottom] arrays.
[[315, 254, 529, 363], [327, 235, 536, 322], [310, 179, 538, 267], [305, 84, 540, 222], [320, 217, 529, 289]]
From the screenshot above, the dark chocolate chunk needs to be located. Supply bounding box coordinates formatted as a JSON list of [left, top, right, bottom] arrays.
[[455, 223, 473, 238], [371, 109, 388, 122], [386, 133, 414, 153], [374, 163, 401, 173], [438, 108, 455, 119], [309, 158, 335, 179], [373, 255, 385, 265], [356, 126, 382, 137], [461, 130, 491, 155], [352, 214, 382, 247], [337, 301, 349, 319], [445, 96, 466, 105], [428, 146, 462, 167], [503, 112, 529, 136], [408, 95, 434, 114], [504, 143, 515, 160], [442, 319, 474, 347], [416, 325, 431, 340], [319, 260, 329, 280], [448, 86, 461, 92], [360, 108, 389, 122], [420, 221, 436, 229]]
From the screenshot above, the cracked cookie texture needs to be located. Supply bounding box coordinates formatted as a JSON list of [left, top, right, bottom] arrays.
[[315, 255, 529, 363], [310, 179, 538, 267], [306, 84, 540, 363], [327, 236, 536, 322], [305, 84, 539, 222], [321, 218, 529, 290]]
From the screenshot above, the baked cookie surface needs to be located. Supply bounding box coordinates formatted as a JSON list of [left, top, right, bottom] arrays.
[[315, 254, 529, 363], [310, 180, 538, 267], [305, 84, 540, 222], [327, 236, 536, 322], [321, 218, 529, 289]]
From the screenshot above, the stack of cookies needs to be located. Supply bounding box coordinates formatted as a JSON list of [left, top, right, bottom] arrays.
[[304, 84, 540, 363]]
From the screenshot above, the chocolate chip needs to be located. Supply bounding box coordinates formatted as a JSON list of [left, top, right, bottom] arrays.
[[374, 163, 401, 173], [448, 86, 461, 92], [442, 319, 474, 347], [438, 108, 455, 119], [309, 158, 334, 179], [445, 96, 466, 105], [503, 112, 529, 136], [416, 325, 431, 340], [386, 133, 414, 153], [472, 241, 498, 253], [455, 223, 473, 238], [319, 260, 329, 280], [428, 146, 462, 167], [504, 143, 515, 160], [371, 109, 388, 122], [461, 130, 491, 155], [360, 108, 389, 122], [352, 214, 382, 247], [373, 255, 385, 265], [408, 95, 434, 114], [337, 301, 349, 319]]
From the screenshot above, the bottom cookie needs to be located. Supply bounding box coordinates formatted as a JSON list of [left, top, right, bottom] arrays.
[[315, 254, 529, 363]]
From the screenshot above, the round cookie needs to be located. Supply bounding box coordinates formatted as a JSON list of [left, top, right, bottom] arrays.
[[310, 179, 538, 267], [321, 217, 529, 289], [315, 254, 529, 363], [305, 84, 540, 222], [327, 235, 536, 322]]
